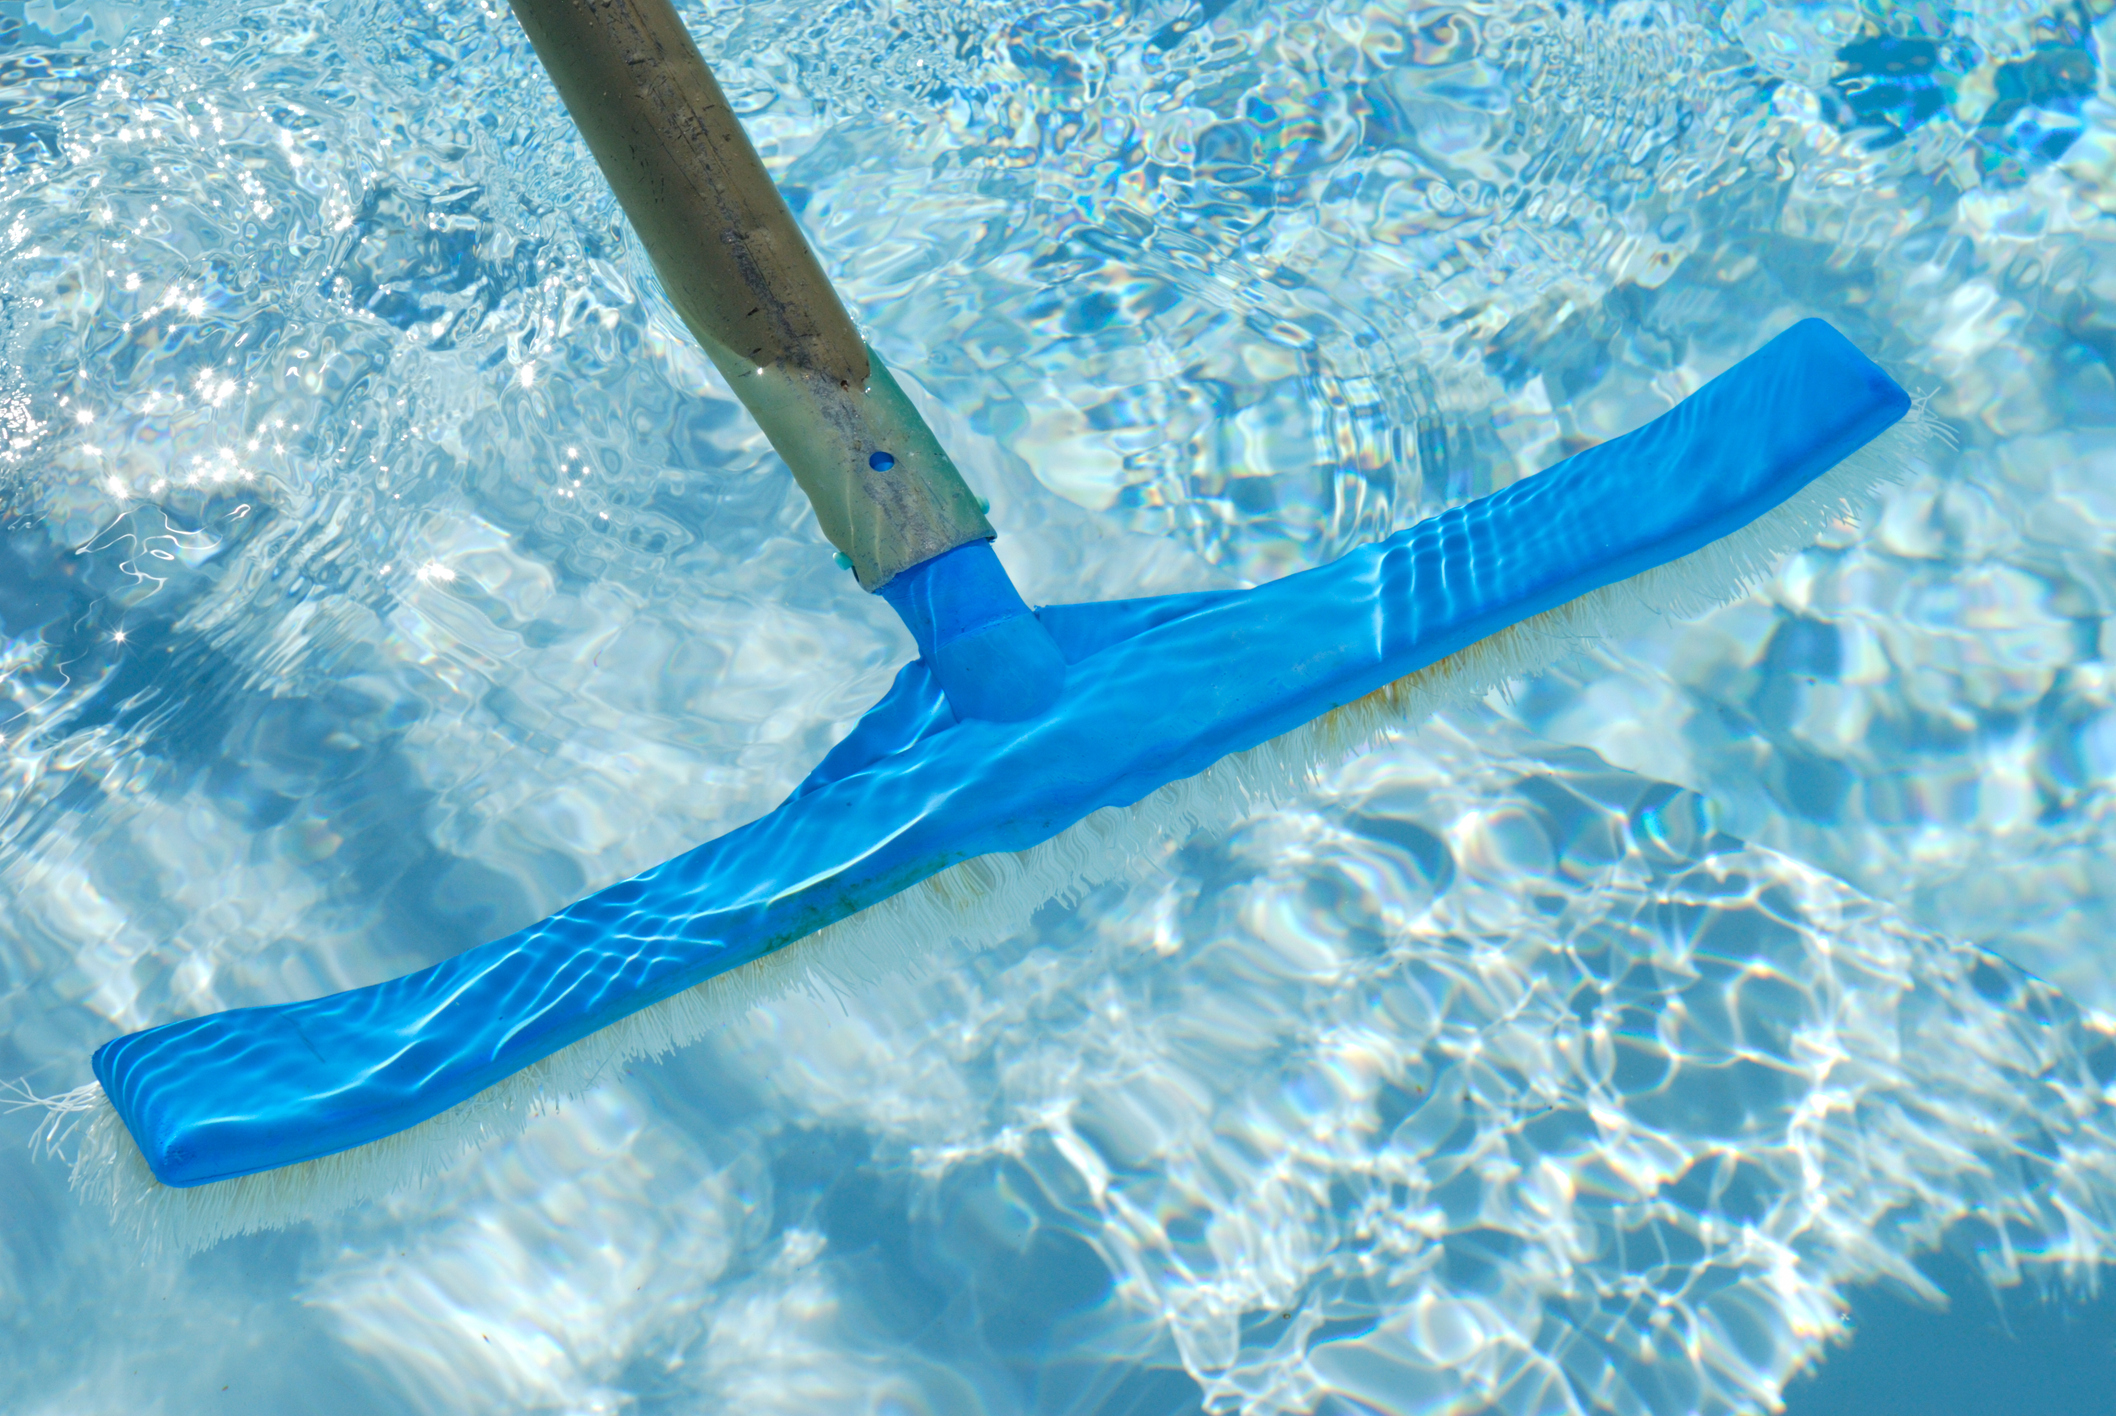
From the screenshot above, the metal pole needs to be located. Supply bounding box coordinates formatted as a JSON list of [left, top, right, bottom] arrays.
[[508, 0, 995, 591]]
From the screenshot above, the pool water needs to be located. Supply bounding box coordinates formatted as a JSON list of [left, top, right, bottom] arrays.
[[4, 0, 2116, 1410]]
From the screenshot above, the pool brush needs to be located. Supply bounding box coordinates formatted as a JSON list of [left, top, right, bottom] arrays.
[[31, 0, 1933, 1250]]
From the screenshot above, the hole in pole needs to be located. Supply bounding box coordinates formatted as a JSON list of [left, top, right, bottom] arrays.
[[868, 451, 896, 471]]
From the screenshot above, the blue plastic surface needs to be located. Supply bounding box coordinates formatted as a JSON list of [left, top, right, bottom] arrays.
[[877, 539, 1068, 721], [93, 319, 1910, 1187]]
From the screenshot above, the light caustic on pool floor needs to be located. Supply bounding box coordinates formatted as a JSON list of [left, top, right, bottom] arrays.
[[4, 0, 2116, 1412]]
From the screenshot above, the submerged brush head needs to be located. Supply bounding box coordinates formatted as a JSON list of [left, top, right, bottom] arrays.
[[81, 318, 1923, 1222]]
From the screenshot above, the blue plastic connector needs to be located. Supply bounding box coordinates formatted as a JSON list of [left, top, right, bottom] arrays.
[[875, 540, 1067, 722]]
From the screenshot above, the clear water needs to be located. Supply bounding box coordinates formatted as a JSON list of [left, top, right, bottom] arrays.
[[2, 0, 2115, 1410]]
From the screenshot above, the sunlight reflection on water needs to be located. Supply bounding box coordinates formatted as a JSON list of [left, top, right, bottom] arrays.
[[5, 0, 2116, 1410]]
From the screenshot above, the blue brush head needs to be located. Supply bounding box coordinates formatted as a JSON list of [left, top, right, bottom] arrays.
[[92, 318, 1912, 1190]]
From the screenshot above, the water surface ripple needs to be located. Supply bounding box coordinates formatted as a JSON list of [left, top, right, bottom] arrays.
[[3, 0, 2116, 1411]]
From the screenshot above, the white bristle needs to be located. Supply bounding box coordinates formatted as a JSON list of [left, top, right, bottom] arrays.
[[16, 401, 1945, 1252]]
